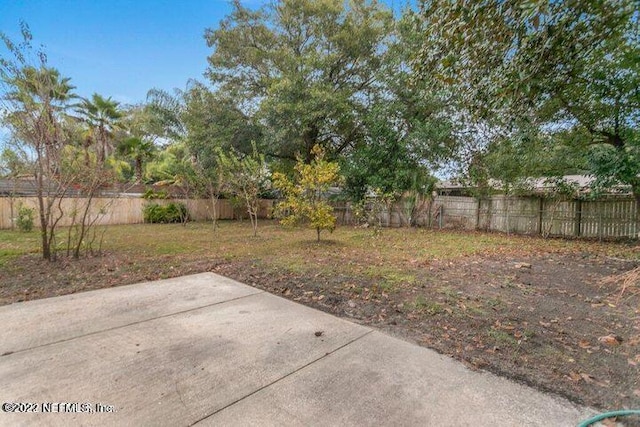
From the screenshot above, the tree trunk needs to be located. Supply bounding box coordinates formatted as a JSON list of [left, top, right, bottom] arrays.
[[39, 203, 50, 260], [73, 193, 95, 259], [303, 124, 319, 163], [135, 157, 143, 184], [36, 170, 51, 261], [245, 197, 258, 237], [316, 227, 321, 242], [252, 213, 258, 237]]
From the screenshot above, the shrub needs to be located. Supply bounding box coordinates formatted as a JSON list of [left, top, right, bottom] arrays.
[[16, 205, 35, 232], [273, 144, 341, 242], [164, 202, 188, 223], [143, 202, 188, 223]]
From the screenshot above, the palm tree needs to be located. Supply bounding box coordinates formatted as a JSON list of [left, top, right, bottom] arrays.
[[6, 66, 76, 160], [117, 136, 155, 183], [3, 65, 77, 260], [145, 87, 186, 140], [10, 66, 75, 107], [77, 93, 123, 162]]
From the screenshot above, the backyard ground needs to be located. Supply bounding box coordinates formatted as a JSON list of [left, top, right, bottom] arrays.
[[1, 220, 638, 411]]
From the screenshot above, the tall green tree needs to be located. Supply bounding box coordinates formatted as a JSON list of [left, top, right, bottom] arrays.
[[205, 0, 393, 163], [343, 106, 435, 202], [342, 9, 453, 202], [415, 0, 639, 200], [182, 82, 261, 164]]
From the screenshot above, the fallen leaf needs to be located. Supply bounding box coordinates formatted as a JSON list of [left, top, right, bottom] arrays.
[[598, 335, 622, 346], [578, 340, 591, 349]]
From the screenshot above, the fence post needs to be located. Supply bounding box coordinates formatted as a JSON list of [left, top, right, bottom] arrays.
[[631, 197, 640, 239], [598, 202, 603, 242], [537, 197, 543, 236], [505, 196, 510, 235], [574, 199, 582, 237]]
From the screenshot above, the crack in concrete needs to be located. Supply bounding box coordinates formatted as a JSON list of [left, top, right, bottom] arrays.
[[1, 290, 265, 356], [189, 329, 374, 426]]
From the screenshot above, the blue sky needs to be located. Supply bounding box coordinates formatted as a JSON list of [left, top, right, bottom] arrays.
[[1, 0, 247, 105], [1, 0, 411, 106]]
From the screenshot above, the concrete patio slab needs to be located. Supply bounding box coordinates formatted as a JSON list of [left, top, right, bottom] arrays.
[[204, 331, 590, 426], [0, 272, 594, 426], [0, 273, 260, 353]]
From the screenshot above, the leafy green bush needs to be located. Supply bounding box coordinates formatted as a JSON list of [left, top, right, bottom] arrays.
[[143, 202, 188, 223], [164, 203, 188, 223], [16, 205, 35, 232]]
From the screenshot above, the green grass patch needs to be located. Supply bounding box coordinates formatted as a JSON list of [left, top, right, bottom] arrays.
[[0, 229, 40, 265], [487, 328, 518, 347], [0, 248, 26, 266], [438, 286, 460, 301], [2, 220, 638, 271], [364, 266, 416, 293], [413, 296, 444, 315]]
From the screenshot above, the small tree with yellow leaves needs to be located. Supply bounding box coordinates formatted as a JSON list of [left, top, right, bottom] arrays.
[[273, 145, 341, 242]]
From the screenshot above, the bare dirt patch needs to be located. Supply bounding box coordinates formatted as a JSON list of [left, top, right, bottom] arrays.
[[0, 253, 216, 305], [214, 253, 640, 411]]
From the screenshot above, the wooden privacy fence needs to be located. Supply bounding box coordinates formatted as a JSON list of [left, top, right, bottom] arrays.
[[0, 197, 274, 230], [334, 195, 639, 240], [2, 194, 637, 239]]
